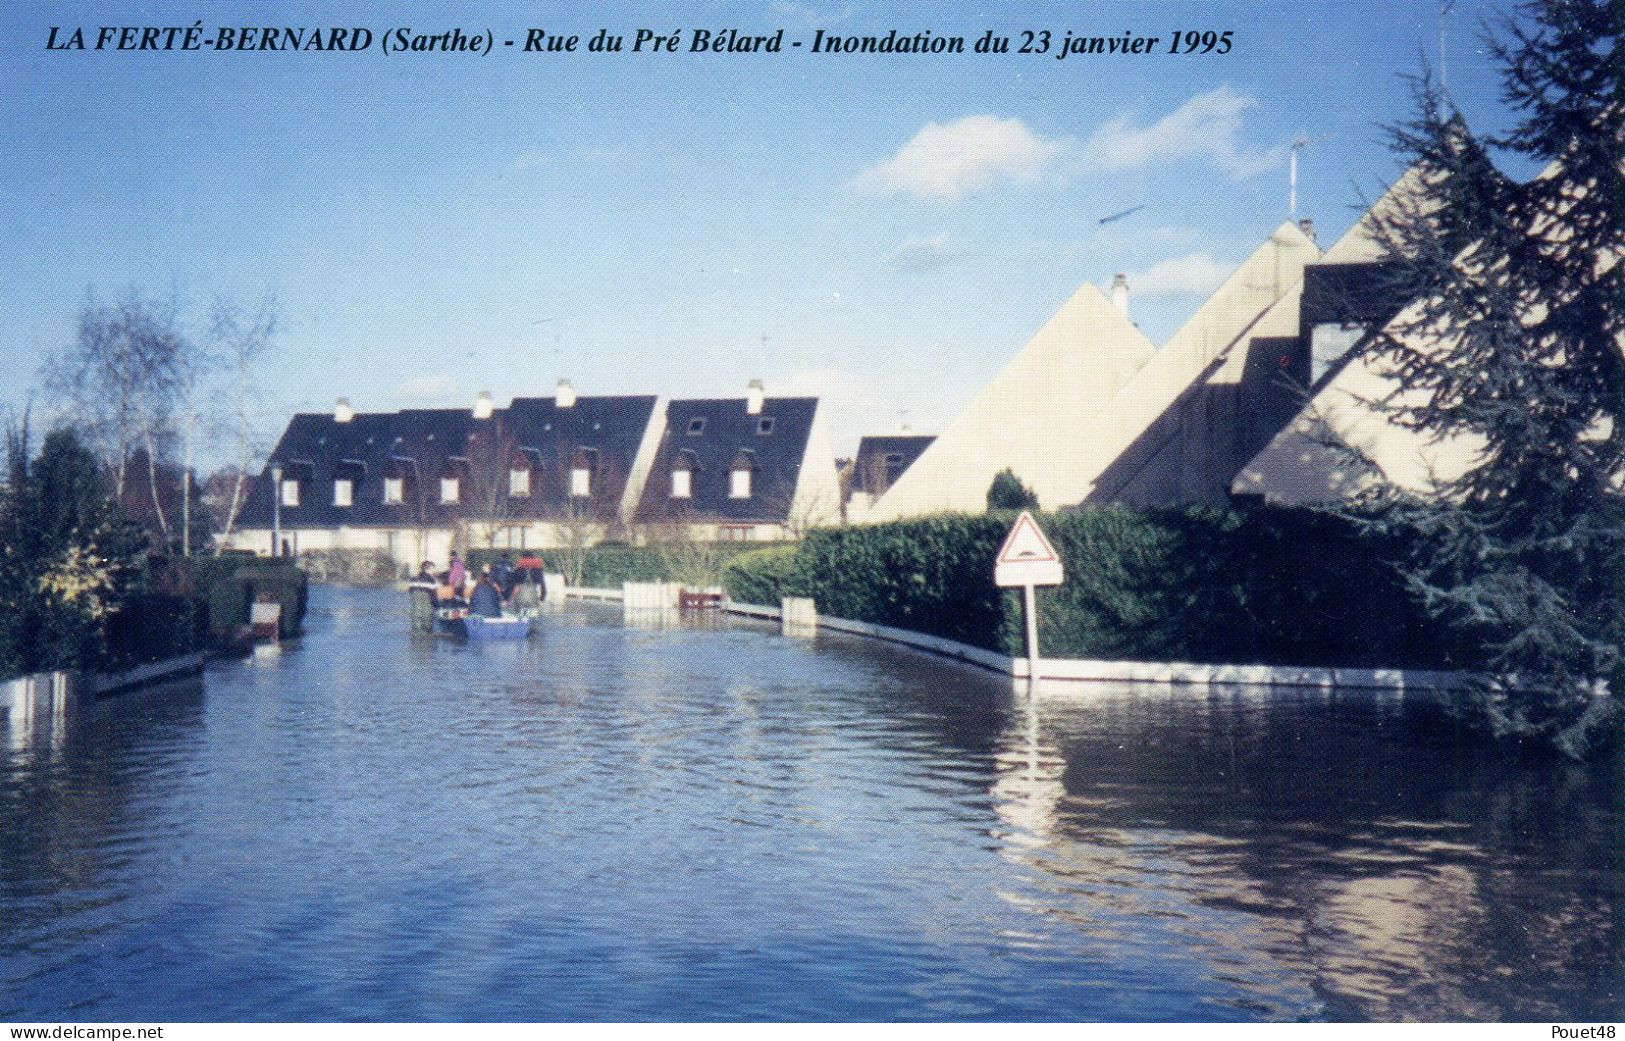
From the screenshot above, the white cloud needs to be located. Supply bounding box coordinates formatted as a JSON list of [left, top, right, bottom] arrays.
[[851, 115, 1063, 201], [507, 150, 549, 174], [885, 233, 959, 272], [1123, 252, 1236, 299], [1082, 86, 1285, 180], [393, 374, 459, 402]]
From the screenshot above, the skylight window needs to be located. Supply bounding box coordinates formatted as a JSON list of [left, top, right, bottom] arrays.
[[756, 417, 775, 435], [686, 417, 706, 436]]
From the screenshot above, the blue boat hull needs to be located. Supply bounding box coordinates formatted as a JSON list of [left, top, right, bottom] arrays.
[[436, 613, 534, 640]]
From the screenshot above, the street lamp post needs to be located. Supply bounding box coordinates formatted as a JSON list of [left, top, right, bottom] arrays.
[[270, 461, 282, 558]]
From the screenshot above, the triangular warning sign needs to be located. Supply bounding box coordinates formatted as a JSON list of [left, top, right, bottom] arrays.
[[994, 511, 1064, 587]]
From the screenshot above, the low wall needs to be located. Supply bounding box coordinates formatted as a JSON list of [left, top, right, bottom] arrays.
[[2, 651, 208, 718], [561, 585, 1468, 692]]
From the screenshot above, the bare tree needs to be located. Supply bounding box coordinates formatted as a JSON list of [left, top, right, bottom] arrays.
[[47, 291, 187, 511], [463, 418, 522, 549], [207, 297, 277, 552]]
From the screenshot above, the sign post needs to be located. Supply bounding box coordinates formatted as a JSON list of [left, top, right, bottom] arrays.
[[993, 511, 1064, 690]]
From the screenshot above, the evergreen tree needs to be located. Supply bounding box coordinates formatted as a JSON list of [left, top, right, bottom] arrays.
[[986, 468, 1039, 513], [0, 424, 140, 676], [1349, 0, 1624, 754]]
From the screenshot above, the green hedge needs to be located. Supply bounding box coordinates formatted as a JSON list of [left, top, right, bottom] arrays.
[[167, 554, 308, 639], [104, 593, 208, 671], [467, 542, 792, 589], [723, 506, 1471, 670], [720, 546, 803, 608]]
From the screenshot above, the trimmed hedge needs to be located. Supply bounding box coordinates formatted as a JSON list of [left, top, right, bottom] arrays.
[[467, 542, 791, 589], [723, 506, 1473, 671], [104, 593, 208, 671], [166, 554, 309, 639]]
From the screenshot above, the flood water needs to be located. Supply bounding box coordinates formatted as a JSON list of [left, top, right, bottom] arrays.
[[2, 586, 1620, 1021]]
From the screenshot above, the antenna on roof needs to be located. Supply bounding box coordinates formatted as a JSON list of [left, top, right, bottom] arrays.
[[1288, 132, 1334, 220], [1097, 204, 1145, 225], [1439, 0, 1457, 96]]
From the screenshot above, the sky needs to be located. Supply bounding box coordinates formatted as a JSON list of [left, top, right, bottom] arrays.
[[0, 0, 1529, 463]]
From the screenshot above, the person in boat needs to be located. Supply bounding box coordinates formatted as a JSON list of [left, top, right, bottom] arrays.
[[414, 560, 437, 585], [469, 567, 504, 618], [511, 555, 546, 613], [492, 553, 516, 599], [447, 552, 468, 592]]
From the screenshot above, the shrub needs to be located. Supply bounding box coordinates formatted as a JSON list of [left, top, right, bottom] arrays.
[[298, 547, 396, 585], [234, 566, 308, 639], [467, 541, 792, 589], [721, 546, 804, 606], [723, 505, 1469, 670], [103, 593, 207, 670], [986, 468, 1039, 512]]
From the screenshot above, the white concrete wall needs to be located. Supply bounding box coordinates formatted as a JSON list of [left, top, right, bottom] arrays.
[[1057, 222, 1320, 507], [868, 283, 1155, 519], [789, 401, 844, 532]]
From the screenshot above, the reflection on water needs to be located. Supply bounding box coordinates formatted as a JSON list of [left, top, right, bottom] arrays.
[[1, 586, 1620, 1021], [992, 688, 1624, 1021]]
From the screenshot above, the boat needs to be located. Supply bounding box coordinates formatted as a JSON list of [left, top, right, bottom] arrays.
[[435, 609, 534, 640]]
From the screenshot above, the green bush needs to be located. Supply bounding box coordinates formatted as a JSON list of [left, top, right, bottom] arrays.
[[721, 546, 804, 606], [104, 593, 208, 670], [299, 548, 396, 585], [235, 566, 308, 639], [467, 542, 792, 589], [723, 506, 1470, 670], [168, 555, 308, 639], [986, 468, 1039, 512]]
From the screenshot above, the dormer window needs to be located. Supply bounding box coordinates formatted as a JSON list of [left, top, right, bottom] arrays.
[[569, 446, 596, 498], [332, 460, 364, 508], [729, 449, 756, 500], [383, 457, 413, 505], [440, 478, 460, 504], [756, 417, 775, 435], [686, 417, 706, 436], [509, 467, 531, 498], [671, 469, 692, 498], [280, 479, 300, 508]]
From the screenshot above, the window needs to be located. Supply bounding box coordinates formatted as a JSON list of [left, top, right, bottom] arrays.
[[883, 453, 904, 467], [671, 469, 692, 499], [333, 479, 353, 507], [509, 468, 531, 498], [756, 417, 775, 435], [280, 479, 300, 508], [383, 477, 404, 504], [721, 524, 753, 541], [729, 467, 752, 499], [686, 417, 706, 435], [440, 477, 460, 504], [570, 467, 591, 498]]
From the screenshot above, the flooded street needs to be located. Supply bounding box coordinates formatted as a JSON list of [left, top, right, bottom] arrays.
[[2, 586, 1621, 1021]]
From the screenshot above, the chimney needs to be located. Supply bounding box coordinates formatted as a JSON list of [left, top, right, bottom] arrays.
[[334, 397, 355, 424], [555, 379, 576, 408], [473, 390, 495, 420], [1298, 217, 1317, 243], [746, 379, 765, 416], [1110, 273, 1130, 319]]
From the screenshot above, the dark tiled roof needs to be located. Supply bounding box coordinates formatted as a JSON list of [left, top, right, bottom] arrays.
[[849, 435, 935, 496], [635, 397, 817, 525], [237, 396, 657, 529]]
